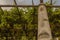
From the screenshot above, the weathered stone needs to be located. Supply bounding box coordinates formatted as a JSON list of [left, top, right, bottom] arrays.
[[38, 5, 52, 40]]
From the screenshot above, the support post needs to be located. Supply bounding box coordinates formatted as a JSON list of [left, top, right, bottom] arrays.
[[38, 4, 52, 40]]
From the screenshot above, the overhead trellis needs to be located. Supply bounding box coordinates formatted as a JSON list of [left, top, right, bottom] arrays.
[[0, 0, 60, 7], [0, 0, 60, 40]]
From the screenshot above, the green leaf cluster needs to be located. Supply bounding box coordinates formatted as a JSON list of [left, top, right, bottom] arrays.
[[47, 7, 60, 37], [0, 7, 38, 40]]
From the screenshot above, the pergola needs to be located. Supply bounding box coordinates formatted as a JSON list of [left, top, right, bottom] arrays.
[[0, 0, 60, 7], [0, 0, 59, 40]]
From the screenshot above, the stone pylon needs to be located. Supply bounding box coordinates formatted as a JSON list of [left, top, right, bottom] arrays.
[[38, 4, 52, 40]]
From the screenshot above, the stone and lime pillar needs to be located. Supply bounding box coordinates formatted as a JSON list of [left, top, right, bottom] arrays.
[[38, 4, 52, 40]]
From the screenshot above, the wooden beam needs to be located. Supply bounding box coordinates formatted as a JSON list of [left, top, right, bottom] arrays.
[[0, 5, 38, 7], [0, 5, 60, 7], [46, 5, 60, 7], [50, 0, 52, 5]]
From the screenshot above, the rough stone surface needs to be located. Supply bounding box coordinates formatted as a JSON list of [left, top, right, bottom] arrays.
[[38, 5, 52, 40]]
